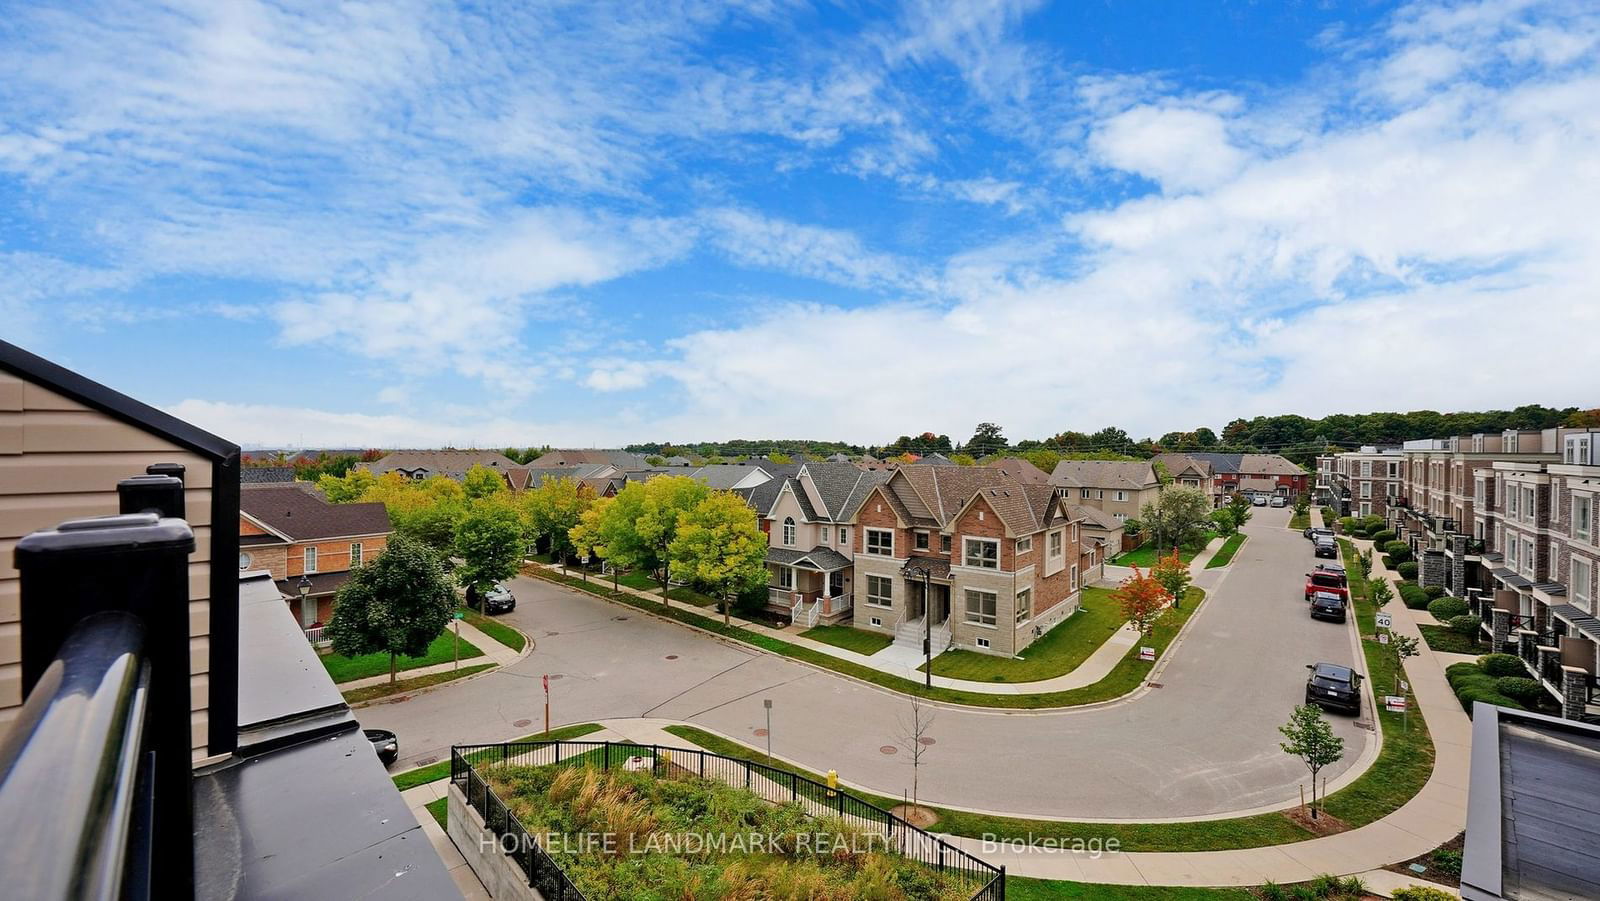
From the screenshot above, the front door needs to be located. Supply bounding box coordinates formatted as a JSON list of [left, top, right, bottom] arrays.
[[932, 585, 950, 624], [829, 571, 844, 597]]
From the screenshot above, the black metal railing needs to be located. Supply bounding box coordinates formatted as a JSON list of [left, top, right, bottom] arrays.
[[1543, 655, 1564, 686], [0, 613, 153, 900], [451, 740, 1006, 901]]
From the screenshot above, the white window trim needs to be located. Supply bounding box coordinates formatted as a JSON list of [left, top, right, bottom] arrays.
[[1070, 563, 1079, 591], [963, 536, 1000, 570], [303, 546, 318, 573], [1016, 535, 1032, 555], [865, 528, 894, 557], [864, 574, 893, 608], [1574, 493, 1593, 544], [349, 542, 362, 567], [1570, 554, 1593, 613], [777, 566, 795, 590], [838, 526, 848, 545], [1015, 587, 1032, 625], [782, 517, 796, 547], [914, 530, 931, 551], [964, 588, 997, 627]]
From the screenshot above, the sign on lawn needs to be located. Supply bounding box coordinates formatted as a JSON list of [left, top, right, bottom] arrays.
[[1384, 695, 1408, 713], [1138, 646, 1156, 662], [1376, 612, 1393, 629], [1378, 632, 1390, 644]]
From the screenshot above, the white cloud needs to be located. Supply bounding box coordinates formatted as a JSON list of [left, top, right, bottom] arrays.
[[1089, 104, 1248, 193], [702, 208, 929, 294]]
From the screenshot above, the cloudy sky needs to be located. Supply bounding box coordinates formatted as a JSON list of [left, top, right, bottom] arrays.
[[1, 0, 1595, 449]]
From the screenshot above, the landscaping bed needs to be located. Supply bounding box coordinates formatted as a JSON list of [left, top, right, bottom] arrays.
[[1418, 624, 1484, 655], [920, 587, 1124, 682], [394, 722, 605, 791], [1204, 534, 1246, 568], [481, 761, 977, 899], [800, 624, 894, 655], [1287, 510, 1309, 531], [321, 631, 484, 683]]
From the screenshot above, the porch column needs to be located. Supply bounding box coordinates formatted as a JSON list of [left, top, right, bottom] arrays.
[[1563, 666, 1589, 720], [1491, 607, 1509, 653]]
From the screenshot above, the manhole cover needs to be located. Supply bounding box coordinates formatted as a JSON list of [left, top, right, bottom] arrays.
[[918, 737, 936, 746], [879, 745, 898, 755], [414, 756, 439, 766], [665, 655, 679, 660], [512, 719, 532, 728], [753, 728, 768, 737], [547, 674, 565, 681], [613, 616, 629, 622]]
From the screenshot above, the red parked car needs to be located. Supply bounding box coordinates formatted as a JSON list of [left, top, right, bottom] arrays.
[[1304, 569, 1349, 602]]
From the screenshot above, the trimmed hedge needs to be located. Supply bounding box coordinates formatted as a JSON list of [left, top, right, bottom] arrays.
[[1371, 529, 1396, 544], [1399, 581, 1431, 609], [1351, 529, 1369, 539], [1423, 585, 1445, 600], [1428, 597, 1469, 621], [1480, 653, 1526, 678], [1397, 561, 1419, 579], [1382, 554, 1396, 567], [1446, 661, 1525, 715], [1387, 547, 1413, 565], [1495, 677, 1545, 705], [1394, 886, 1457, 901], [1448, 614, 1483, 635]]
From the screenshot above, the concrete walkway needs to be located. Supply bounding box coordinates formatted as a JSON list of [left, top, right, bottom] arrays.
[[337, 617, 528, 691], [528, 551, 1237, 695]]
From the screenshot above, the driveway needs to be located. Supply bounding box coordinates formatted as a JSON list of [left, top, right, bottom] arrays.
[[363, 506, 1372, 820]]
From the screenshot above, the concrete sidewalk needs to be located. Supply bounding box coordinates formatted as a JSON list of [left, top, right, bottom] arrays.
[[336, 616, 528, 691]]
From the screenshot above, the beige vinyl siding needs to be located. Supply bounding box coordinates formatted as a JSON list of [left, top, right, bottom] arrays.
[[0, 373, 215, 756]]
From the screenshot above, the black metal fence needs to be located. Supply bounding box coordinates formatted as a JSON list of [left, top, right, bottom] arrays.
[[451, 740, 1005, 901]]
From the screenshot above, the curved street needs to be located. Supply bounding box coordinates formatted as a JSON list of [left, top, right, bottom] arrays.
[[366, 505, 1373, 820]]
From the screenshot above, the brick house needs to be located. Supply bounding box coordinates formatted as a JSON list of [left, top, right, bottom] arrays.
[[1325, 446, 1404, 518], [851, 466, 1092, 658], [749, 462, 890, 626], [1047, 460, 1162, 523], [1179, 453, 1309, 504], [238, 484, 391, 631], [359, 448, 518, 481]]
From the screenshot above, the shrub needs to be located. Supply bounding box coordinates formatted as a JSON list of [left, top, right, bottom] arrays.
[[1428, 596, 1469, 620], [1397, 561, 1419, 579], [1387, 547, 1413, 565], [1384, 540, 1409, 555], [1479, 653, 1526, 678], [1363, 514, 1385, 530], [1371, 529, 1396, 544], [1495, 677, 1545, 705], [1393, 886, 1456, 901], [1381, 554, 1396, 567], [1351, 529, 1369, 539], [1338, 516, 1356, 532], [1399, 582, 1430, 608], [1448, 614, 1483, 635], [1423, 585, 1445, 599], [1456, 686, 1524, 715], [1431, 848, 1463, 878]]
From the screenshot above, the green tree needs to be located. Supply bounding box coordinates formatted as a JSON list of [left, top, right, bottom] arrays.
[[1369, 577, 1394, 611], [949, 452, 977, 465], [1210, 506, 1239, 536], [1139, 486, 1212, 552], [360, 473, 467, 552], [520, 477, 594, 564], [463, 464, 508, 501], [1150, 549, 1192, 610], [571, 496, 627, 592], [318, 467, 377, 503], [574, 476, 710, 605], [766, 452, 793, 464], [963, 422, 1007, 457], [669, 491, 769, 625], [323, 534, 454, 684], [1227, 492, 1253, 529], [453, 500, 523, 607], [1279, 704, 1345, 820]]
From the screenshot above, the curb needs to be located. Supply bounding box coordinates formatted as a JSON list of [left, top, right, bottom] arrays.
[[346, 662, 503, 710]]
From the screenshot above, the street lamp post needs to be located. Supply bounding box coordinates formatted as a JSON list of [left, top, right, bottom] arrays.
[[763, 698, 773, 764], [297, 574, 312, 629]]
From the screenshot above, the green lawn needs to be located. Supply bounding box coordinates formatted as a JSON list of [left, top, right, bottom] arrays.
[[320, 631, 484, 683], [342, 662, 494, 705], [1419, 624, 1486, 655], [533, 568, 1203, 710], [919, 587, 1125, 682], [424, 796, 446, 829], [391, 722, 605, 791], [1204, 534, 1247, 569], [800, 624, 893, 655], [614, 569, 721, 607], [459, 606, 526, 652], [1007, 879, 1251, 900], [1112, 534, 1215, 568], [1288, 510, 1310, 531]]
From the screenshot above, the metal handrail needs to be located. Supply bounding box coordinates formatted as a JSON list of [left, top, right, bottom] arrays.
[[452, 740, 1005, 900], [0, 612, 151, 901]]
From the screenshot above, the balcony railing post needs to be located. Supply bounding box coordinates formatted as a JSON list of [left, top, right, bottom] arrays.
[[15, 511, 196, 900]]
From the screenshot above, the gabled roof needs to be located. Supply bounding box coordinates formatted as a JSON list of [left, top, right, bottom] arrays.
[[765, 546, 851, 571], [1184, 452, 1242, 474], [240, 484, 390, 541], [241, 466, 298, 484], [736, 477, 788, 516], [954, 482, 1072, 537], [526, 448, 650, 469], [1151, 453, 1213, 480], [772, 478, 819, 521], [686, 463, 775, 489], [799, 461, 889, 521], [1047, 460, 1158, 491], [362, 449, 518, 477], [1070, 504, 1122, 531], [1240, 453, 1306, 476], [985, 457, 1051, 485], [883, 466, 1069, 535]]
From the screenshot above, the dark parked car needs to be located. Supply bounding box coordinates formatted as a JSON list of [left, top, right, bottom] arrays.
[[1305, 662, 1362, 715], [1313, 536, 1338, 558], [481, 583, 517, 614], [1309, 591, 1347, 623], [1304, 526, 1334, 542], [365, 728, 399, 766]]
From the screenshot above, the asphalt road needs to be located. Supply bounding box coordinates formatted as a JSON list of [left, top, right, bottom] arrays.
[[363, 505, 1371, 819]]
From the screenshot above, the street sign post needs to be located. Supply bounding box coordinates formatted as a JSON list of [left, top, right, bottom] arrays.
[[543, 674, 550, 736], [453, 611, 463, 670], [1376, 612, 1393, 630]]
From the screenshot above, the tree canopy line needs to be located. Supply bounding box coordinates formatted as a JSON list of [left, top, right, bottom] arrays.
[[626, 404, 1596, 469]]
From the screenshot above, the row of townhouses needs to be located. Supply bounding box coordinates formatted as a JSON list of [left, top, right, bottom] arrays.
[[1325, 428, 1600, 720]]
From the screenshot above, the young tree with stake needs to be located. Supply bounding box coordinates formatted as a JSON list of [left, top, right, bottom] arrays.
[[1150, 549, 1192, 610], [895, 696, 936, 818], [1114, 566, 1169, 636], [1279, 704, 1345, 820]]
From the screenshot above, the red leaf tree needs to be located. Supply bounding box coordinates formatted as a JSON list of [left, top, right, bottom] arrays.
[[1114, 565, 1169, 636]]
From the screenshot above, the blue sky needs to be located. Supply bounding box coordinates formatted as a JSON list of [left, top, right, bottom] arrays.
[[1, 0, 1595, 449]]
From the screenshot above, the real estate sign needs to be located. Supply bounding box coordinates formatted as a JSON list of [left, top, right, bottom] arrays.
[[1384, 695, 1407, 713], [1138, 646, 1155, 662]]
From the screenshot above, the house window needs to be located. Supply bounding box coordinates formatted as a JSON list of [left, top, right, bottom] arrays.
[[1016, 536, 1032, 555], [1507, 535, 1518, 568], [1070, 563, 1079, 590], [1523, 539, 1535, 576], [870, 616, 882, 627], [1575, 495, 1593, 543], [1573, 557, 1593, 613], [782, 517, 796, 546], [303, 546, 317, 573], [975, 637, 990, 649], [1048, 530, 1063, 559], [1361, 481, 1372, 498], [818, 527, 828, 544], [778, 566, 794, 589], [1509, 489, 1519, 517], [915, 530, 930, 551], [940, 534, 951, 553], [964, 538, 999, 569], [865, 575, 892, 607], [1523, 487, 1536, 522], [1362, 461, 1372, 477], [1114, 490, 1126, 502], [1080, 488, 1090, 499], [1015, 588, 1032, 624], [965, 589, 997, 626], [865, 528, 894, 556], [838, 526, 848, 545], [350, 542, 362, 567]]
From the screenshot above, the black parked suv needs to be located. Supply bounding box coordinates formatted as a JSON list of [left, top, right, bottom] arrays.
[[1313, 536, 1338, 559], [1309, 591, 1347, 623], [1305, 662, 1362, 715], [365, 728, 399, 766], [480, 583, 517, 614]]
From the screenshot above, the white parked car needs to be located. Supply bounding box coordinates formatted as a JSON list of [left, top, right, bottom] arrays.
[[1270, 496, 1287, 507]]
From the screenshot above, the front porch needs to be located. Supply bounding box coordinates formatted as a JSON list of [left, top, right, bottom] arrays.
[[765, 547, 852, 628]]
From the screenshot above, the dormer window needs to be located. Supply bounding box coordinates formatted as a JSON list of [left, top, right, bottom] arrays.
[[782, 517, 796, 547]]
